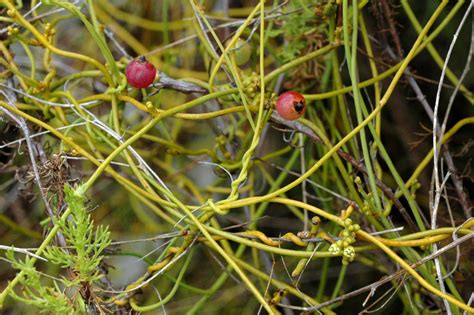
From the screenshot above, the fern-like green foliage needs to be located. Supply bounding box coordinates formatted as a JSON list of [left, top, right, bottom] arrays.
[[6, 184, 111, 313], [45, 184, 111, 284], [5, 251, 75, 314], [267, 0, 336, 63]]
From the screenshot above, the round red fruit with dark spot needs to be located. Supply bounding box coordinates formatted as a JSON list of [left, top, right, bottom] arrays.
[[275, 91, 306, 120], [125, 56, 157, 89]]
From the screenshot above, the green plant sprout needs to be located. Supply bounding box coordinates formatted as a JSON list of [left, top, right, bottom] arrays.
[[5, 184, 110, 313]]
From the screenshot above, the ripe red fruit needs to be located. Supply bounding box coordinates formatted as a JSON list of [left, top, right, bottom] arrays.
[[275, 91, 306, 120], [125, 56, 157, 89]]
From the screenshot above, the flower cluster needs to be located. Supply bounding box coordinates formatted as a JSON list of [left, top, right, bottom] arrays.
[[328, 218, 360, 265], [242, 71, 260, 99]]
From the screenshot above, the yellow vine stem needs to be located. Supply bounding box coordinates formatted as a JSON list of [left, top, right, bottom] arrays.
[[190, 4, 274, 312], [78, 92, 262, 121], [158, 190, 274, 313], [358, 230, 474, 313], [358, 14, 381, 136], [0, 100, 172, 205], [0, 88, 245, 212], [304, 1, 465, 102], [0, 201, 74, 309], [1, 20, 245, 305], [401, 0, 472, 103], [383, 117, 474, 216], [218, 0, 450, 212], [94, 3, 205, 80], [81, 87, 241, 191], [282, 233, 307, 247], [0, 69, 273, 315], [223, 0, 268, 201], [241, 230, 310, 248], [0, 0, 114, 86], [234, 256, 336, 315], [0, 102, 186, 307], [208, 3, 261, 82], [240, 231, 280, 246], [0, 41, 28, 91], [216, 198, 473, 251], [208, 3, 260, 87], [93, 5, 153, 58], [404, 117, 474, 192], [0, 213, 42, 239], [375, 234, 448, 247], [111, 92, 156, 196], [205, 226, 470, 259], [94, 3, 207, 80], [205, 225, 337, 258], [97, 0, 190, 32], [191, 0, 258, 130]]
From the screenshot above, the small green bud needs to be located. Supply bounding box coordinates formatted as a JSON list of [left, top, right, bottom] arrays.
[[343, 246, 355, 262], [343, 218, 353, 227], [329, 243, 341, 254], [229, 38, 251, 66]]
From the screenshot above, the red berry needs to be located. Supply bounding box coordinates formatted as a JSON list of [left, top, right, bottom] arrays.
[[125, 56, 156, 89], [275, 91, 306, 120]]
